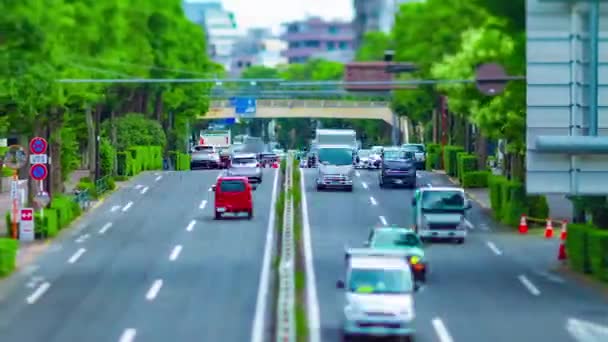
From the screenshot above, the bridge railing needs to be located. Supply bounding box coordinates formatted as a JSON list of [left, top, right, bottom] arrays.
[[210, 99, 390, 108]]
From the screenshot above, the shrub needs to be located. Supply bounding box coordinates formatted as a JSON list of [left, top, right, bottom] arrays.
[[99, 138, 116, 177], [76, 180, 97, 199], [502, 180, 527, 227], [426, 144, 441, 154], [0, 238, 18, 276], [425, 152, 440, 171], [443, 145, 464, 177], [462, 171, 489, 188], [527, 195, 549, 220], [566, 224, 593, 274], [457, 153, 478, 182], [588, 229, 608, 282], [488, 175, 507, 220]]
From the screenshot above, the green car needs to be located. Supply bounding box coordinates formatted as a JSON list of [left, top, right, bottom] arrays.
[[365, 227, 428, 282]]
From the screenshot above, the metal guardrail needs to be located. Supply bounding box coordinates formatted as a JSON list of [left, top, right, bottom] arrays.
[[210, 99, 390, 108], [95, 176, 110, 195], [276, 154, 296, 342]]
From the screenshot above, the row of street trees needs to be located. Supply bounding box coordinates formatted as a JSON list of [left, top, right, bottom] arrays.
[[1, 0, 219, 198], [357, 0, 525, 178]]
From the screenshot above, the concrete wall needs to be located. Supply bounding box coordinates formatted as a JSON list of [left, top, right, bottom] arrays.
[[526, 0, 608, 194]]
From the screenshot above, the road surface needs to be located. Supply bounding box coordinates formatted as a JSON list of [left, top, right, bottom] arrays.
[[0, 169, 279, 342], [302, 168, 608, 342]]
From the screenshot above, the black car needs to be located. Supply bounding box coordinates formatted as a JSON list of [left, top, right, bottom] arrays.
[[379, 148, 416, 188]]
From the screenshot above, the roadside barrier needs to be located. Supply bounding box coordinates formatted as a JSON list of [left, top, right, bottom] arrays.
[[560, 220, 567, 240], [558, 242, 567, 260], [519, 214, 528, 234], [276, 154, 295, 342]]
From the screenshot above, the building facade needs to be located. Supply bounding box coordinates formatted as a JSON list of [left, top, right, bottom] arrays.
[[182, 0, 239, 72], [231, 28, 287, 74], [281, 17, 355, 64], [352, 0, 421, 48]]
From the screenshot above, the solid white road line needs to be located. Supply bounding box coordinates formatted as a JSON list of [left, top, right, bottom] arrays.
[[379, 216, 388, 226], [251, 168, 281, 342], [361, 182, 368, 189], [99, 222, 113, 234], [155, 175, 162, 181], [68, 248, 86, 264], [122, 201, 133, 212], [299, 168, 321, 342], [370, 196, 377, 205], [140, 186, 149, 194], [432, 318, 454, 342], [518, 274, 541, 296], [169, 245, 182, 261], [26, 282, 51, 304], [186, 220, 196, 232], [146, 279, 163, 301], [486, 241, 502, 255], [464, 219, 474, 229], [199, 200, 207, 209], [119, 329, 137, 342]]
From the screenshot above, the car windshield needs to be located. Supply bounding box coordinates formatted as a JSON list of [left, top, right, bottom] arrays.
[[402, 145, 424, 152], [373, 231, 422, 248], [219, 180, 246, 192], [421, 190, 465, 210], [233, 158, 257, 165], [318, 148, 353, 166], [348, 268, 413, 294], [358, 150, 371, 157], [383, 150, 414, 161]]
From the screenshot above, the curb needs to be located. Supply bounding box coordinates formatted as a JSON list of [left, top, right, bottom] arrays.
[[553, 263, 608, 300]]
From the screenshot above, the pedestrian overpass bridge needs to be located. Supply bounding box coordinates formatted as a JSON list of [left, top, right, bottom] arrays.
[[201, 99, 410, 144]]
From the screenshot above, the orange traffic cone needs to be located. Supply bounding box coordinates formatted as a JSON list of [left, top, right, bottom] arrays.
[[560, 220, 567, 240], [558, 242, 567, 260], [518, 214, 528, 234], [544, 218, 554, 238]]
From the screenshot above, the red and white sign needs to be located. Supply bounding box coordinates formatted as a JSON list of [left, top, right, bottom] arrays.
[[20, 208, 33, 221]]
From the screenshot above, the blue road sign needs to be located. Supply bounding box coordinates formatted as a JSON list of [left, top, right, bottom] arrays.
[[235, 97, 256, 115], [29, 137, 48, 154], [222, 118, 236, 125], [30, 163, 48, 181]]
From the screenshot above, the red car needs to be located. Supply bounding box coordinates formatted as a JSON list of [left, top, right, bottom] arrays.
[[212, 176, 253, 220]]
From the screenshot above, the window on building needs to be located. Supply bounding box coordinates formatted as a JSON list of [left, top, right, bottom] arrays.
[[289, 42, 300, 49], [288, 24, 299, 33], [328, 25, 339, 34], [237, 61, 243, 68], [305, 40, 320, 48], [339, 42, 348, 50], [327, 41, 335, 50]]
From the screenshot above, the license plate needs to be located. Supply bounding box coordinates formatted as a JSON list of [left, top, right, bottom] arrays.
[[217, 207, 226, 212]]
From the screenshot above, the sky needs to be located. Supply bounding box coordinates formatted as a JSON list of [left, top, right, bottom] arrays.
[[188, 0, 354, 34]]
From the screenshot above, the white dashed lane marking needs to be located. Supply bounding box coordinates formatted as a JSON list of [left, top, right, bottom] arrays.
[[68, 248, 86, 264], [122, 201, 133, 212], [145, 279, 163, 301], [99, 222, 113, 234], [379, 216, 388, 226], [518, 274, 541, 296], [26, 282, 51, 304]]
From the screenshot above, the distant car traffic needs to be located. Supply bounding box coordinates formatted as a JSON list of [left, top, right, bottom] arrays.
[[258, 152, 279, 167], [379, 147, 416, 188], [402, 144, 426, 170], [365, 227, 427, 282], [212, 176, 253, 220], [190, 145, 220, 169], [338, 248, 418, 341], [227, 153, 263, 184]]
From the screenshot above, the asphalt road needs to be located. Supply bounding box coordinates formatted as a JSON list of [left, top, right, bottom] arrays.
[[0, 168, 279, 342], [301, 168, 608, 342]]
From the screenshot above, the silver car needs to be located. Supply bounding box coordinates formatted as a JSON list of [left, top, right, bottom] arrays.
[[226, 153, 263, 184]]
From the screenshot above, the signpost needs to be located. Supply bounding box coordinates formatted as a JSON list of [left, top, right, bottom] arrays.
[[235, 97, 256, 115], [19, 208, 35, 242], [27, 137, 50, 241], [3, 145, 27, 239], [29, 164, 48, 181]]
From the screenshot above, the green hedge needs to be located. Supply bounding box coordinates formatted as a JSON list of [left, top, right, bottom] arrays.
[[117, 145, 163, 176], [35, 209, 59, 238], [462, 171, 490, 188], [488, 175, 550, 227], [426, 144, 441, 154], [0, 238, 18, 276], [588, 229, 608, 282], [425, 152, 440, 171], [457, 152, 478, 183], [567, 224, 592, 274], [169, 152, 191, 171], [443, 145, 464, 177]]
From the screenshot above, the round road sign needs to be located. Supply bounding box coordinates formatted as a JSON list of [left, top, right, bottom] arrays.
[[34, 191, 51, 207], [29, 137, 48, 154], [475, 63, 507, 96], [30, 164, 48, 181], [3, 145, 27, 169]]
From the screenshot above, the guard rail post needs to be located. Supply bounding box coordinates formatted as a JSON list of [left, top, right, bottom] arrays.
[[276, 153, 296, 342]]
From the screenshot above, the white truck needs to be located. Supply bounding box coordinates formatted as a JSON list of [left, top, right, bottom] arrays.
[[199, 130, 231, 147], [313, 129, 358, 192], [315, 129, 357, 149]]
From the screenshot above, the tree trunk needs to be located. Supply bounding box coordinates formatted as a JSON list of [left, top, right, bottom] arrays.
[[85, 107, 96, 176], [432, 109, 438, 143], [154, 90, 163, 121], [49, 108, 64, 194], [475, 131, 488, 170]]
